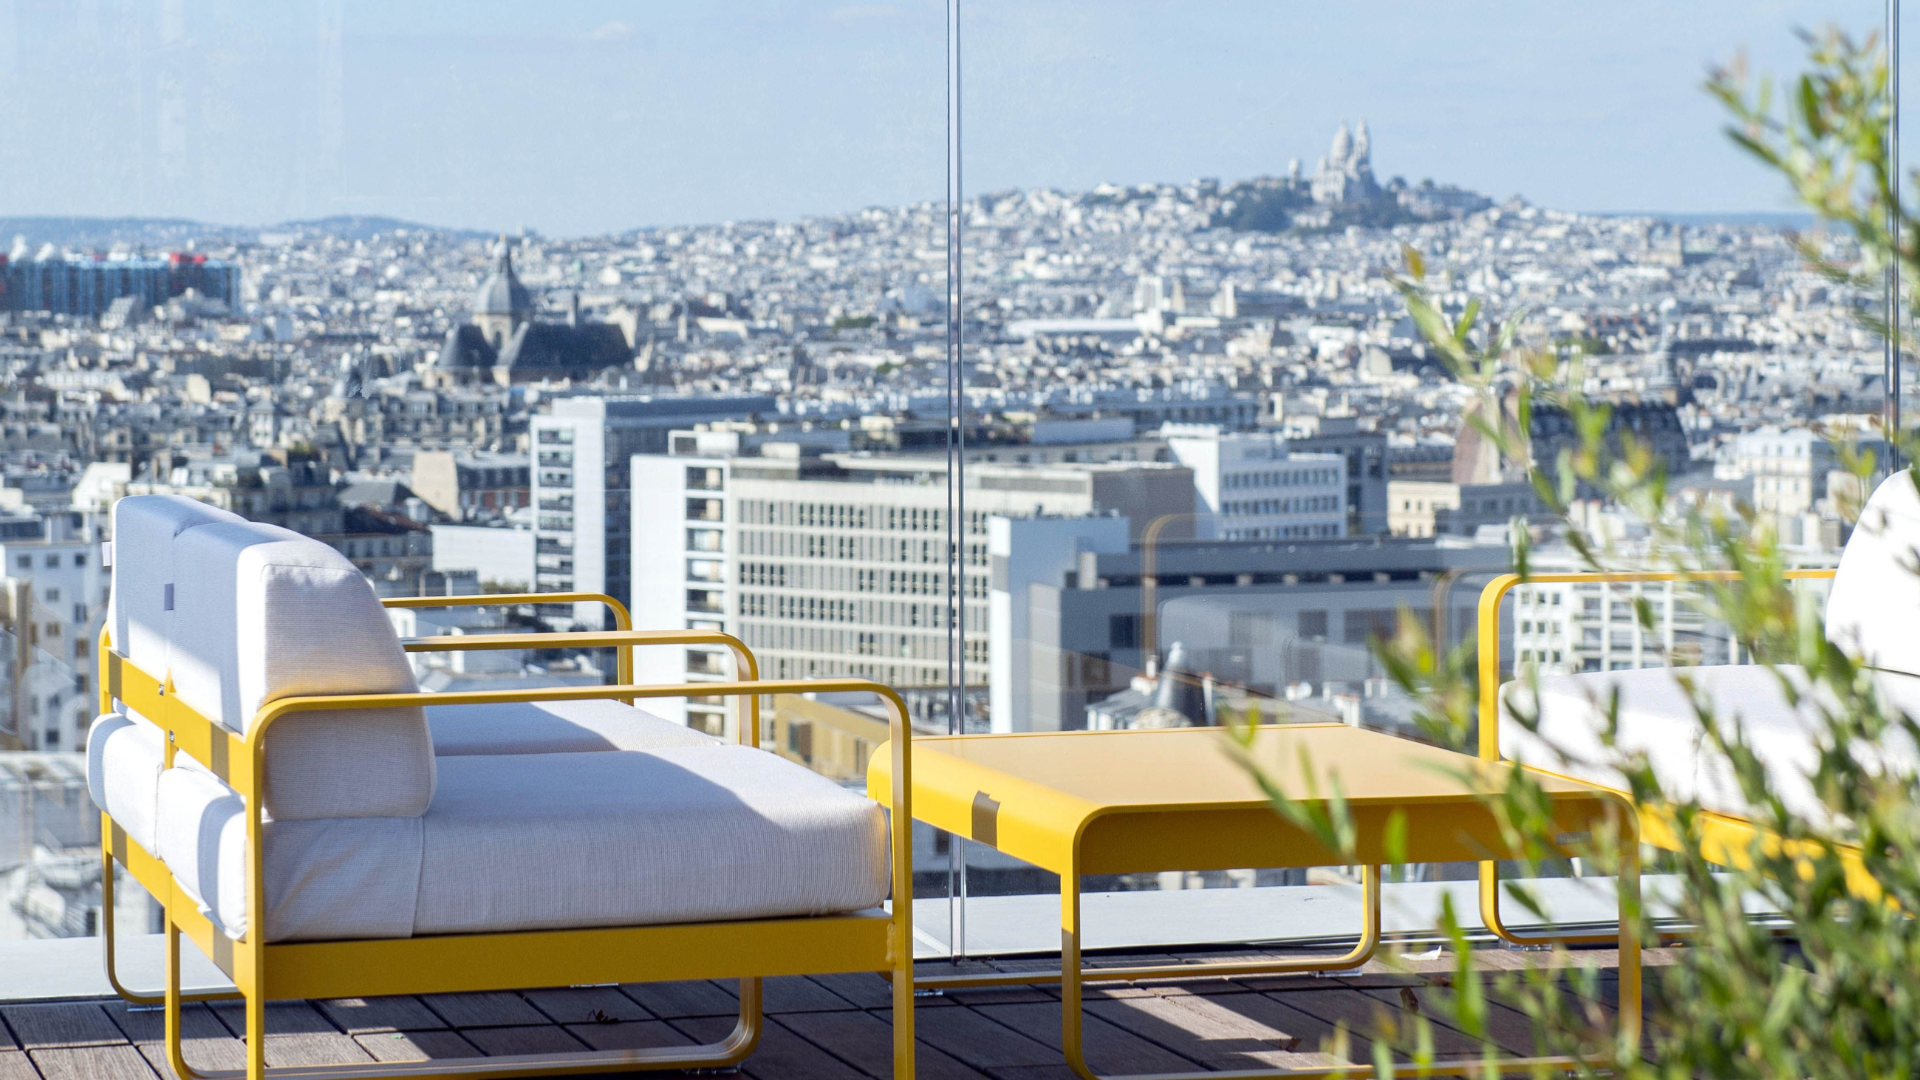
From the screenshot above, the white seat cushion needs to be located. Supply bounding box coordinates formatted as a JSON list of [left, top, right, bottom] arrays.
[[1504, 665, 1920, 824], [154, 745, 887, 942], [87, 713, 167, 853], [154, 765, 423, 943], [168, 521, 434, 821], [427, 699, 718, 756], [414, 746, 888, 935]]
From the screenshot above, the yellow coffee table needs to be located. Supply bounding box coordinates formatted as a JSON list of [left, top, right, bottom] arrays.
[[868, 723, 1639, 1080]]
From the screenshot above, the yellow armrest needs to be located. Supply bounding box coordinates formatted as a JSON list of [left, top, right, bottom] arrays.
[[382, 591, 631, 631]]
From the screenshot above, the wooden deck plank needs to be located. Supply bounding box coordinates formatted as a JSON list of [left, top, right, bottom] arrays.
[[678, 1015, 868, 1080], [1086, 992, 1342, 1072], [561, 1019, 693, 1052], [757, 975, 861, 1014], [100, 1002, 227, 1045], [1215, 991, 1378, 1064], [1275, 985, 1486, 1059], [131, 1028, 250, 1080], [907, 1002, 1065, 1070], [0, 1051, 39, 1080], [0, 1004, 126, 1049], [259, 1032, 374, 1069], [29, 1044, 157, 1080], [803, 973, 899, 1011], [457, 1024, 588, 1056], [313, 996, 447, 1033], [208, 999, 336, 1038], [618, 980, 740, 1019], [417, 992, 548, 1029], [976, 999, 1208, 1075], [353, 1029, 482, 1064], [1360, 985, 1544, 1058], [522, 986, 652, 1025], [779, 1009, 988, 1080]]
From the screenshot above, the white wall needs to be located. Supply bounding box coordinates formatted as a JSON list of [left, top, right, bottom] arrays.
[[989, 515, 1131, 733], [430, 525, 534, 591]]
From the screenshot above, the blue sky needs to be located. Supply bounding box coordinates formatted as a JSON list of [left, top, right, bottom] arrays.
[[0, 1, 1893, 234]]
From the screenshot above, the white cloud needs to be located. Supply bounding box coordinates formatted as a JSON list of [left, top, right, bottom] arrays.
[[582, 20, 636, 41]]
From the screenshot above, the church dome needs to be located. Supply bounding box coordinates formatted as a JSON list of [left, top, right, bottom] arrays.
[[475, 239, 531, 319], [1328, 122, 1352, 164]]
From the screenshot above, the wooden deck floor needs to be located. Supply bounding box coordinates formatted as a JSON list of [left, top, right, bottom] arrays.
[[0, 946, 1667, 1079]]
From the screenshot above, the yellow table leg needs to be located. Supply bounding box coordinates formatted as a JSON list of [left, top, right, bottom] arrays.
[[1060, 865, 1401, 1080], [919, 866, 1383, 993]]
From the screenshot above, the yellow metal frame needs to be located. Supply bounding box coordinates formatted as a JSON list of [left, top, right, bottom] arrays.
[[95, 596, 765, 1004], [873, 726, 1640, 1080], [1474, 569, 1848, 945], [91, 608, 917, 1080]]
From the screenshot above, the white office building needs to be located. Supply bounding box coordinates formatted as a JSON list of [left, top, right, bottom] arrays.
[[1165, 427, 1347, 541], [530, 394, 775, 627], [630, 440, 1193, 731], [0, 511, 110, 751]]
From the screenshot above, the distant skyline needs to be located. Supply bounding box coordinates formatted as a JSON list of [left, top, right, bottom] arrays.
[[0, 1, 1896, 236]]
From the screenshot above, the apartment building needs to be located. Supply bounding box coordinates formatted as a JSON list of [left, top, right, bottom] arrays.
[[1501, 544, 1812, 675], [0, 511, 109, 751], [630, 440, 1193, 731], [1732, 426, 1839, 519], [411, 450, 531, 522], [1165, 427, 1347, 540], [1275, 414, 1390, 535], [1387, 479, 1547, 538], [530, 394, 775, 627]]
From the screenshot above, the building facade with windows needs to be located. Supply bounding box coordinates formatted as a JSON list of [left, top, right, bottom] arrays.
[[629, 444, 1193, 731], [530, 394, 775, 626], [1733, 426, 1839, 520], [1501, 544, 1799, 675], [1165, 427, 1346, 541], [996, 533, 1512, 733], [0, 511, 109, 752]]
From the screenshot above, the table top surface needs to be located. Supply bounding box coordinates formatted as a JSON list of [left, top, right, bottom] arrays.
[[906, 724, 1602, 812]]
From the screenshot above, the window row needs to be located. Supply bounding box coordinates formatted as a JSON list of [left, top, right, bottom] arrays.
[[1222, 495, 1339, 516], [736, 499, 946, 532], [737, 528, 945, 565], [741, 621, 953, 661], [1224, 469, 1338, 489], [738, 592, 957, 629]]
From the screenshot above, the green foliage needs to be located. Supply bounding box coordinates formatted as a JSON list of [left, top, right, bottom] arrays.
[[831, 314, 877, 331], [1224, 28, 1920, 1078]]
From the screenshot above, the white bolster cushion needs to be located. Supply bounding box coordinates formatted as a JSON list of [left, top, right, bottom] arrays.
[[154, 766, 423, 943], [87, 713, 167, 853]]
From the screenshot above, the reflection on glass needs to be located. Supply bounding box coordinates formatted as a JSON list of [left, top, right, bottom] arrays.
[[946, 1, 1887, 956], [0, 0, 1895, 979]]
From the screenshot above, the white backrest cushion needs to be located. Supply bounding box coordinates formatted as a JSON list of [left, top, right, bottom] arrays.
[[110, 495, 245, 687], [170, 520, 434, 820], [1827, 470, 1920, 676]]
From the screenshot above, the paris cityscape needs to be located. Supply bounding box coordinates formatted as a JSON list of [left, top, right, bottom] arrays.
[[0, 118, 1889, 935]]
